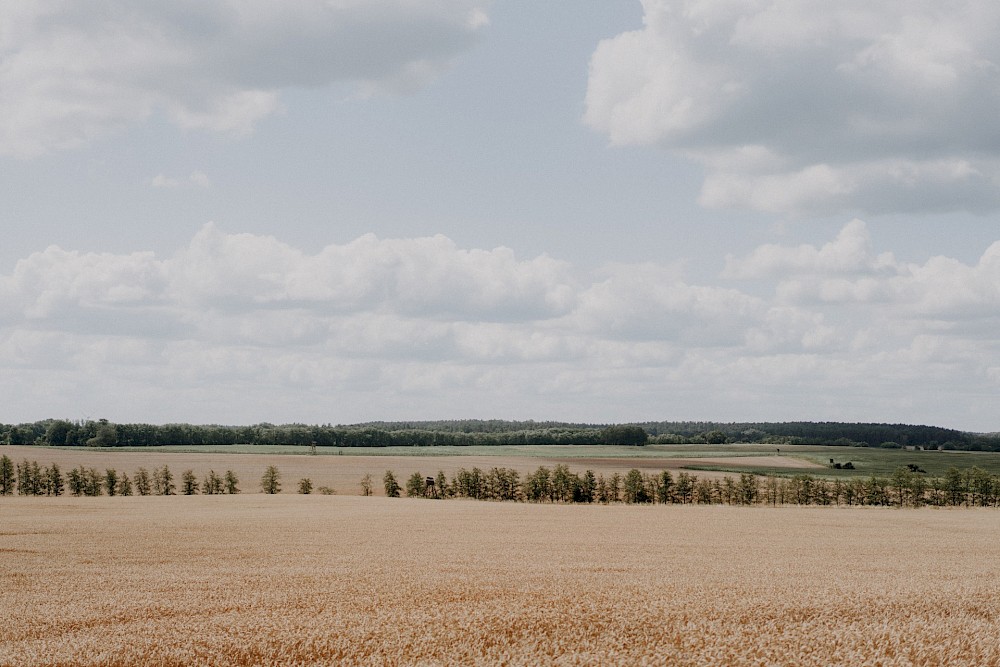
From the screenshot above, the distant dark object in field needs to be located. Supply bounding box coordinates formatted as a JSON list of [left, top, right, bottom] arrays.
[[907, 463, 927, 474], [831, 461, 855, 470]]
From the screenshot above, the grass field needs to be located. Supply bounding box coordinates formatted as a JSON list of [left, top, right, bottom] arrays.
[[679, 444, 1000, 478], [2, 496, 999, 666]]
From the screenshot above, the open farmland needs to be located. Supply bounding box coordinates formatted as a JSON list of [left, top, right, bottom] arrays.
[[30, 440, 1000, 480], [2, 497, 999, 666]]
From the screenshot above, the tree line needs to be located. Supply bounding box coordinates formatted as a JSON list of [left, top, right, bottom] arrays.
[[0, 457, 336, 497], [0, 455, 240, 496], [638, 420, 993, 449], [4, 418, 998, 451], [0, 420, 649, 448], [379, 464, 1000, 508]]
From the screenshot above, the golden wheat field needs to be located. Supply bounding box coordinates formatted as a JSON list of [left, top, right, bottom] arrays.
[[2, 497, 1000, 666]]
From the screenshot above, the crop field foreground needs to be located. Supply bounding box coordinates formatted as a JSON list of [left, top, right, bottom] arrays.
[[3, 498, 1000, 666]]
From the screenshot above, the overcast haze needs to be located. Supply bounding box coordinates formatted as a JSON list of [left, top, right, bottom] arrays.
[[2, 1, 999, 431]]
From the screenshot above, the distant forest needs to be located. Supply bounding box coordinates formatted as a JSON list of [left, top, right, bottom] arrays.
[[2, 418, 999, 451]]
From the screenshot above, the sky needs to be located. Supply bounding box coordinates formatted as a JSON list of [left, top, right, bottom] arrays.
[[2, 0, 999, 431]]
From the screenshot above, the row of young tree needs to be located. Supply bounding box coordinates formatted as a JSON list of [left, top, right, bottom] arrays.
[[0, 457, 334, 497], [379, 464, 1000, 508], [7, 454, 1000, 507], [0, 456, 240, 496], [259, 465, 336, 495]]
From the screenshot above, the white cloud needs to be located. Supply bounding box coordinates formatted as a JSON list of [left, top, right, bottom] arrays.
[[188, 171, 212, 188], [0, 0, 490, 157], [585, 0, 1000, 216], [151, 174, 181, 189], [897, 242, 1000, 318], [166, 91, 281, 137], [569, 262, 763, 345], [1, 223, 999, 429], [163, 223, 578, 321], [3, 246, 167, 319], [723, 219, 895, 278], [150, 171, 210, 189], [724, 220, 1000, 324]]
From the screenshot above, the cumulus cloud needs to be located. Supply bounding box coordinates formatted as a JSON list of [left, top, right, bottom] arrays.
[[1, 223, 999, 428], [585, 0, 1000, 216], [163, 224, 578, 321], [188, 171, 212, 188], [898, 242, 1000, 318], [0, 0, 489, 157], [723, 219, 897, 279], [569, 262, 764, 345], [724, 219, 1000, 326], [151, 174, 181, 189], [151, 171, 211, 189]]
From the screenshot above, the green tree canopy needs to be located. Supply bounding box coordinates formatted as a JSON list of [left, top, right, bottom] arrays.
[[260, 466, 281, 494]]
